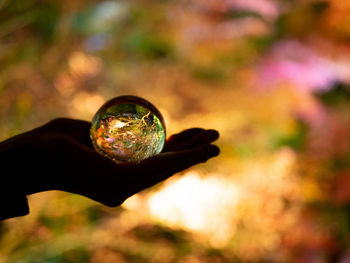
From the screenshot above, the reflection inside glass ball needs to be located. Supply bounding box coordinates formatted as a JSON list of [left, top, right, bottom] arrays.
[[90, 95, 166, 163]]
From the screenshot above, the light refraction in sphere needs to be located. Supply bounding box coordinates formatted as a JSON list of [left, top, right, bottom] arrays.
[[90, 95, 166, 163]]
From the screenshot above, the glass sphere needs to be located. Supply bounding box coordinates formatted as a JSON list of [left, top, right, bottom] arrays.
[[90, 95, 166, 163]]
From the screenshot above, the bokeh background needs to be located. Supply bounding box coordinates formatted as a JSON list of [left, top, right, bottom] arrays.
[[1, 0, 350, 262]]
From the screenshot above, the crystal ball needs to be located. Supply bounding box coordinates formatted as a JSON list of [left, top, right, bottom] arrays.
[[90, 95, 166, 163]]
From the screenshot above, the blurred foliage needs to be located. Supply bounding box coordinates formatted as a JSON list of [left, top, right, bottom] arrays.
[[316, 83, 350, 106], [2, 0, 350, 262]]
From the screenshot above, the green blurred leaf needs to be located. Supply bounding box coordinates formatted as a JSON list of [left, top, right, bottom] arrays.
[[273, 121, 307, 151], [29, 4, 60, 41], [226, 10, 266, 21], [315, 83, 350, 106], [191, 65, 226, 83], [121, 30, 174, 59]]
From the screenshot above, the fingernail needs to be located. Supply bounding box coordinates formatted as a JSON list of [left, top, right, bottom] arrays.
[[207, 145, 220, 157]]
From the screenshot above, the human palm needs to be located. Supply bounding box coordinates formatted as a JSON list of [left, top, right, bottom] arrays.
[[0, 118, 220, 207]]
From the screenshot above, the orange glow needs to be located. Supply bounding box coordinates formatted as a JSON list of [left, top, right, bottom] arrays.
[[146, 171, 240, 247], [3, 1, 350, 261], [68, 52, 102, 77], [71, 91, 104, 118]]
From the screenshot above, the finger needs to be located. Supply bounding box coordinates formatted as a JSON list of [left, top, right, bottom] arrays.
[[164, 128, 205, 151], [168, 129, 220, 151], [138, 144, 220, 184]]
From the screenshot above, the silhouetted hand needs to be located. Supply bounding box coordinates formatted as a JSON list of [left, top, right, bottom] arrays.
[[0, 118, 220, 208]]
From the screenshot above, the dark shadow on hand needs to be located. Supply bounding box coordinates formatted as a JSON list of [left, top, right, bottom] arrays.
[[1, 118, 220, 207]]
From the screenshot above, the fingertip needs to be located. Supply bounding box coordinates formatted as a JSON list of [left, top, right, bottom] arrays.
[[206, 144, 220, 158], [206, 129, 220, 141]]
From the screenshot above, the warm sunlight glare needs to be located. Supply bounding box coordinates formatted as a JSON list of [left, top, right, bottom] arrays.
[[146, 171, 240, 247]]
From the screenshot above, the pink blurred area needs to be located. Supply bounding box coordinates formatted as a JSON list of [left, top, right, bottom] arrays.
[[2, 0, 350, 262], [257, 40, 350, 92]]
